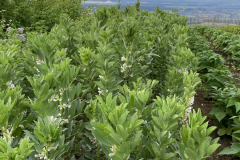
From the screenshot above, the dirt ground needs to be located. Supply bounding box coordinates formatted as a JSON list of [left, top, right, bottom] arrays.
[[192, 40, 240, 160]]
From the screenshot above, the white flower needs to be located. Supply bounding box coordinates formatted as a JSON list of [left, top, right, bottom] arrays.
[[98, 87, 103, 95], [19, 125, 24, 129], [121, 56, 127, 61], [35, 154, 46, 159], [49, 116, 57, 122], [36, 60, 41, 65], [6, 81, 15, 89], [110, 146, 114, 152], [99, 75, 104, 79], [168, 132, 171, 138], [186, 106, 192, 113], [60, 119, 69, 125], [59, 105, 63, 110], [18, 28, 24, 33], [121, 63, 127, 72], [189, 96, 194, 105], [109, 153, 115, 157]]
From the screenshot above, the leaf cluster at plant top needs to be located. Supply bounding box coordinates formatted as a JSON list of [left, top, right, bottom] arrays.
[[0, 2, 221, 160], [189, 25, 240, 157]]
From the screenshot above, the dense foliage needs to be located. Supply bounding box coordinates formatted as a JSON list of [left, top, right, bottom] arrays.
[[191, 25, 240, 157], [0, 2, 222, 160], [0, 0, 87, 33], [220, 25, 240, 35]]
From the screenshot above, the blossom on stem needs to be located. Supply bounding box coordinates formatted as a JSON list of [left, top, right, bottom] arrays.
[[121, 56, 127, 61], [18, 28, 24, 33], [49, 116, 57, 122], [6, 81, 15, 89], [98, 87, 103, 95], [189, 96, 194, 105], [6, 27, 11, 34], [121, 63, 127, 72]]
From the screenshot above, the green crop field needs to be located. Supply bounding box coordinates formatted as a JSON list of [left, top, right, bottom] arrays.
[[1, 0, 240, 159]]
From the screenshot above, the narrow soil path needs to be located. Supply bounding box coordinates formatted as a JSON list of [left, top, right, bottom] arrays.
[[192, 38, 240, 160]]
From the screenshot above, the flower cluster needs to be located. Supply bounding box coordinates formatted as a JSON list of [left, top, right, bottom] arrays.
[[6, 80, 15, 89], [98, 87, 108, 95], [120, 63, 132, 73], [35, 148, 48, 159], [15, 33, 26, 41], [6, 27, 11, 34], [109, 145, 117, 157], [49, 116, 57, 123], [189, 96, 194, 106], [58, 103, 71, 110], [121, 56, 127, 61], [18, 28, 24, 33], [19, 124, 24, 129], [60, 119, 69, 125]]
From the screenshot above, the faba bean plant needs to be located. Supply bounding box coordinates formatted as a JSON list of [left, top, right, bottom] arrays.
[[0, 2, 220, 160]]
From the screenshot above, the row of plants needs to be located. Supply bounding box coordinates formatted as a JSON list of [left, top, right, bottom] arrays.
[[188, 27, 240, 156], [219, 25, 240, 35], [0, 0, 89, 33], [195, 25, 240, 70], [0, 3, 221, 160]]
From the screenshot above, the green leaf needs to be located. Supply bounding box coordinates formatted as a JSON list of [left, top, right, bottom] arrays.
[[235, 102, 240, 113], [209, 107, 226, 122], [185, 148, 198, 160], [207, 144, 220, 156], [12, 116, 23, 132], [218, 147, 238, 155], [227, 98, 239, 108], [128, 96, 134, 109], [193, 131, 202, 144], [108, 133, 122, 146], [217, 127, 226, 136], [232, 143, 240, 153], [199, 138, 208, 157]]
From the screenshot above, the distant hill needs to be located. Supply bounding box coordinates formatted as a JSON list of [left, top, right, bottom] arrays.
[[83, 0, 240, 19], [85, 0, 240, 6]]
